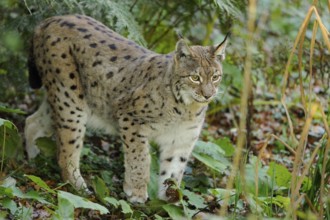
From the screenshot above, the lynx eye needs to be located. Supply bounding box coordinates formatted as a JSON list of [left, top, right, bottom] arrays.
[[212, 74, 221, 82], [189, 75, 201, 83]]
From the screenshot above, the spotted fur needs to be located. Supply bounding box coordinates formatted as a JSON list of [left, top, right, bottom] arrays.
[[25, 15, 228, 203]]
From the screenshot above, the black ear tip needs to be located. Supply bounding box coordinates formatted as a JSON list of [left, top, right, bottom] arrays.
[[224, 32, 231, 40], [217, 32, 230, 48]]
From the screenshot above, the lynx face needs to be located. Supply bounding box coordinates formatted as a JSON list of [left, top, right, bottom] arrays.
[[173, 40, 227, 105]]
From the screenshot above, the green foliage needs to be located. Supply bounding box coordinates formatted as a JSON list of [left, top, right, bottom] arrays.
[[92, 176, 110, 202], [24, 175, 56, 194], [57, 190, 109, 214], [0, 118, 22, 167], [245, 156, 272, 197], [35, 137, 56, 157], [162, 204, 184, 219], [213, 0, 243, 17], [0, 105, 26, 114], [268, 161, 291, 189], [193, 140, 231, 173], [0, 174, 109, 219]]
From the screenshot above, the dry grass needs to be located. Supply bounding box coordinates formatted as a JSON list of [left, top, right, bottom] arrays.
[[220, 0, 330, 218], [280, 1, 329, 218], [219, 0, 256, 216]]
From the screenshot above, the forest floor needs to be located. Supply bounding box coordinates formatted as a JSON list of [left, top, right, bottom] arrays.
[[1, 79, 328, 219]]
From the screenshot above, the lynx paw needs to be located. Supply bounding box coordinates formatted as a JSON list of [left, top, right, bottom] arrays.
[[158, 179, 180, 203], [61, 168, 88, 192], [124, 183, 148, 203]]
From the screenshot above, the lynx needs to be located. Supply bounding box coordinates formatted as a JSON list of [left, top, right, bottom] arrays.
[[25, 14, 228, 203]]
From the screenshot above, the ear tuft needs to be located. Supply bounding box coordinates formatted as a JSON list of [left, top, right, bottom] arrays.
[[175, 39, 191, 58], [214, 32, 230, 61]]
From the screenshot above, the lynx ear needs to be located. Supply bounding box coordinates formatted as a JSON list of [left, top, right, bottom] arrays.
[[214, 32, 230, 61], [175, 39, 192, 58]]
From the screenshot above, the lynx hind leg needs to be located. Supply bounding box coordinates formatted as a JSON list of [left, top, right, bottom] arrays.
[[25, 99, 54, 159], [45, 85, 89, 192]]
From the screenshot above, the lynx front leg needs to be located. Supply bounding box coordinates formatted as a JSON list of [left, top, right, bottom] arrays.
[[158, 146, 193, 201], [157, 133, 199, 202], [119, 121, 151, 203]]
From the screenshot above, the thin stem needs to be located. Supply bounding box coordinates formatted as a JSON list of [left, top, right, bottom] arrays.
[[219, 0, 256, 216]]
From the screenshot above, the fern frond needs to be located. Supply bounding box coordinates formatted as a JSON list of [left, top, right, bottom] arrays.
[[213, 0, 242, 17], [79, 0, 146, 46]]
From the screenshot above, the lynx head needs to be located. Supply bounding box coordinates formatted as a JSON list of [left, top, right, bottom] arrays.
[[172, 34, 229, 105]]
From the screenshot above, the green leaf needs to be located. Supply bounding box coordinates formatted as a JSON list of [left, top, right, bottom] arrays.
[[118, 200, 133, 214], [0, 119, 21, 158], [0, 210, 9, 219], [104, 197, 133, 215], [2, 198, 18, 215], [57, 190, 109, 214], [245, 156, 272, 196], [3, 31, 23, 52], [24, 191, 51, 205], [145, 199, 167, 213], [148, 148, 159, 200], [0, 178, 50, 208], [182, 190, 205, 209], [208, 188, 236, 202], [154, 214, 164, 220], [0, 118, 15, 128], [56, 195, 74, 220], [302, 176, 312, 192], [24, 175, 56, 194], [192, 152, 228, 173], [104, 196, 120, 208], [259, 195, 291, 210], [35, 137, 57, 158], [214, 137, 235, 157], [92, 176, 109, 201], [246, 193, 263, 213], [267, 162, 291, 188], [163, 204, 184, 219], [0, 186, 14, 198], [1, 176, 17, 188], [18, 206, 33, 220], [2, 181, 51, 205], [273, 195, 290, 209], [192, 141, 230, 173], [0, 105, 26, 114], [194, 141, 226, 157]]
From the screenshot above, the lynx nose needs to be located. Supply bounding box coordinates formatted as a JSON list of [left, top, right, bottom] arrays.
[[201, 85, 214, 100], [201, 89, 213, 100], [203, 94, 212, 100]]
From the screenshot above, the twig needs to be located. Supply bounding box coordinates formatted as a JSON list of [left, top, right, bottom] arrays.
[[219, 0, 256, 216], [129, 0, 139, 12], [281, 97, 298, 147], [1, 125, 6, 173], [246, 85, 253, 151], [318, 101, 330, 218], [293, 140, 321, 197], [24, 0, 32, 15], [290, 104, 317, 219], [270, 134, 296, 156]]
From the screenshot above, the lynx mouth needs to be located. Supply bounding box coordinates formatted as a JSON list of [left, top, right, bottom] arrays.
[[194, 98, 211, 104]]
